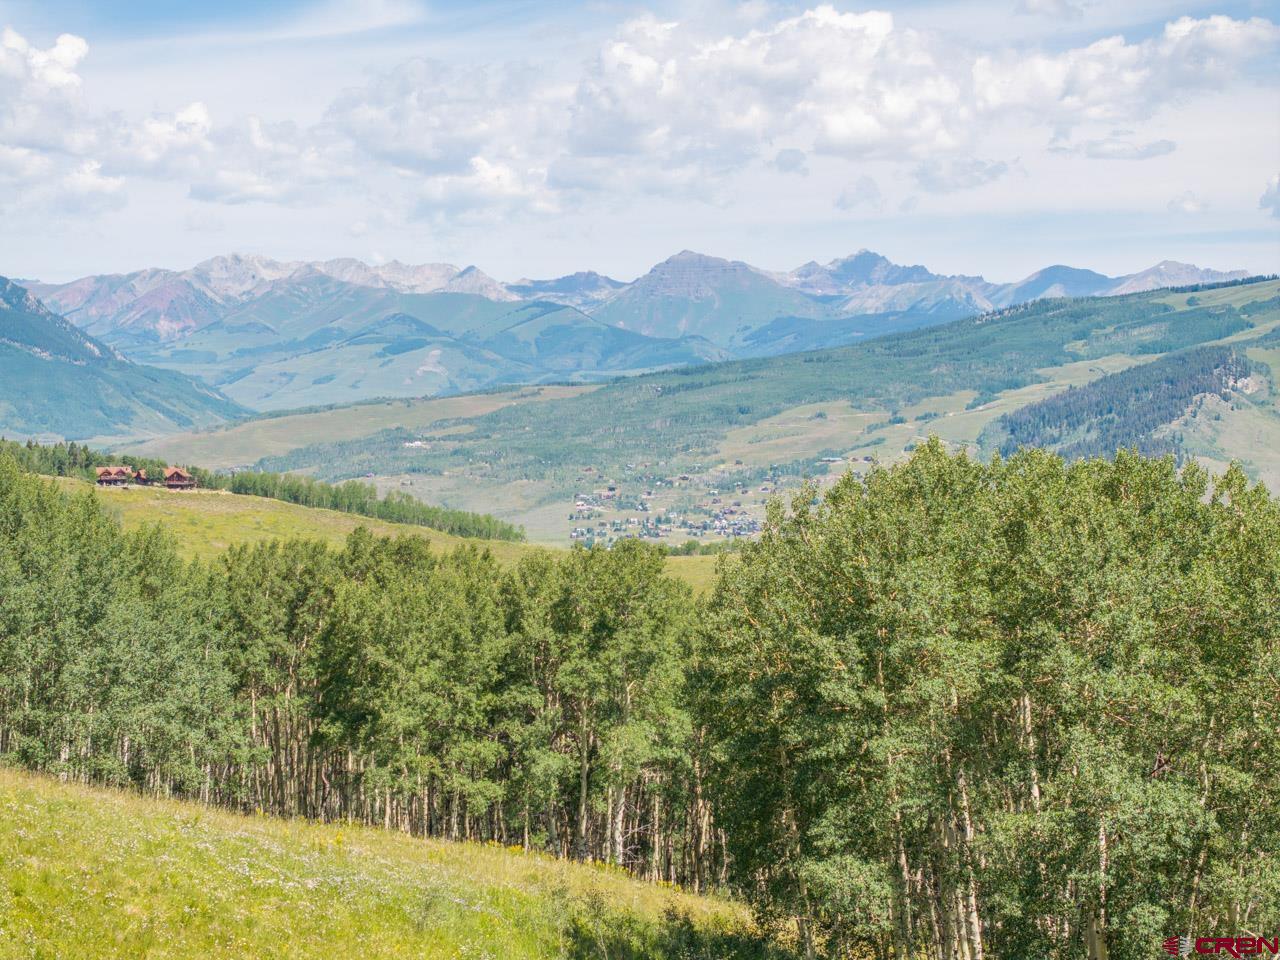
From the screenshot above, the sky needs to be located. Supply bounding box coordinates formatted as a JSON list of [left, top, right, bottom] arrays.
[[1, 0, 1277, 283]]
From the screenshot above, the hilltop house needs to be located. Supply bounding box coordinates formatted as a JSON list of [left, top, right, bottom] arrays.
[[94, 466, 133, 486], [163, 467, 196, 490]]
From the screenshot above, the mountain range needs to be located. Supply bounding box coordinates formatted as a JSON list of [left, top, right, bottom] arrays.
[[0, 277, 243, 440], [17, 250, 1251, 415]]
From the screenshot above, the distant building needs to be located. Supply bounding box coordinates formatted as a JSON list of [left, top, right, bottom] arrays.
[[134, 469, 152, 486], [163, 467, 196, 490], [94, 466, 133, 486]]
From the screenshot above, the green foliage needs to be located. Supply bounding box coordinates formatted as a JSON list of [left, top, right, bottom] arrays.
[[3, 438, 1277, 958], [0, 456, 702, 882], [697, 439, 1280, 958]]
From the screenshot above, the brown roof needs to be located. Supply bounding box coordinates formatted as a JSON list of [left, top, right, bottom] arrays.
[[164, 467, 192, 480], [95, 466, 133, 478]]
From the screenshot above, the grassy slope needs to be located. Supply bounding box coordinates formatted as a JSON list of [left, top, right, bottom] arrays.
[[0, 767, 782, 960], [118, 386, 599, 469], [55, 479, 720, 592]]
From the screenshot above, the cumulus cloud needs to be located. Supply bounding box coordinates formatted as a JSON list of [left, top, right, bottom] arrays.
[[325, 59, 555, 176], [972, 16, 1279, 127], [565, 7, 968, 181], [1, 9, 1277, 223], [414, 156, 556, 221], [1167, 191, 1204, 214], [122, 102, 213, 174], [1261, 175, 1280, 219], [0, 27, 101, 156]]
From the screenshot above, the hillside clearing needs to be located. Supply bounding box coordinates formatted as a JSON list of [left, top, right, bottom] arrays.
[[52, 478, 719, 591], [0, 767, 784, 960]]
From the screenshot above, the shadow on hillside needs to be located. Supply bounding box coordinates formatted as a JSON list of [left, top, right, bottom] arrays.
[[563, 900, 797, 960]]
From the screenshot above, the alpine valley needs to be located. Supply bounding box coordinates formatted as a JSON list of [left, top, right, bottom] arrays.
[[19, 250, 1248, 413]]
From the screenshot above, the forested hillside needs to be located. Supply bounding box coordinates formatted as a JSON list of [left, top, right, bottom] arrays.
[[2, 442, 1276, 959], [0, 277, 244, 441], [255, 280, 1280, 484], [986, 345, 1254, 459]]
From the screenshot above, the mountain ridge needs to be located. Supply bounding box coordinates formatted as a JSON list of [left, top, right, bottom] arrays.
[[16, 251, 1253, 414], [27, 250, 1251, 345], [0, 276, 244, 440]]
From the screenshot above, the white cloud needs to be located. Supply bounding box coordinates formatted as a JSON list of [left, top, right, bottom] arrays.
[[1261, 175, 1280, 220], [972, 15, 1279, 128], [413, 156, 556, 221], [1050, 134, 1177, 160], [0, 143, 50, 182], [835, 176, 883, 210], [914, 157, 1010, 193], [0, 9, 1276, 234], [1167, 190, 1204, 214], [1, 27, 87, 90], [120, 101, 214, 174], [0, 27, 101, 155], [565, 7, 970, 181], [325, 59, 556, 176]]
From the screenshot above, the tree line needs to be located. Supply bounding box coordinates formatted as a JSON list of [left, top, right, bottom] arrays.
[[1, 440, 1276, 959], [0, 437, 525, 541]]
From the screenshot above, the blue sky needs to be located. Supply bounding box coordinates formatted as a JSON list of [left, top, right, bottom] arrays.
[[1, 0, 1277, 282]]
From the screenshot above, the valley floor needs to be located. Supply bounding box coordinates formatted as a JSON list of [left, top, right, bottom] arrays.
[[0, 767, 786, 960]]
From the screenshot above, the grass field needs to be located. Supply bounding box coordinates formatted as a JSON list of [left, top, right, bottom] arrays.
[[55, 479, 720, 591], [0, 767, 786, 960], [117, 386, 598, 469]]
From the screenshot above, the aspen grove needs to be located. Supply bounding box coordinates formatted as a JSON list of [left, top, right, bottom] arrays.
[[0, 440, 1276, 959]]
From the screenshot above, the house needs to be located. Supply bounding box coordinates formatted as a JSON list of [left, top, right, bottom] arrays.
[[133, 469, 152, 486], [163, 467, 196, 490], [94, 466, 133, 486]]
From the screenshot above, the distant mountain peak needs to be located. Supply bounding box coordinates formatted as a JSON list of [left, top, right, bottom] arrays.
[[442, 266, 521, 301], [1108, 261, 1249, 296], [784, 250, 939, 294]]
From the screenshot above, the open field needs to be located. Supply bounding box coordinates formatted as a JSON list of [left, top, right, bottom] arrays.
[[0, 767, 784, 960], [117, 385, 598, 468], [54, 478, 719, 591]]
